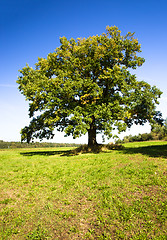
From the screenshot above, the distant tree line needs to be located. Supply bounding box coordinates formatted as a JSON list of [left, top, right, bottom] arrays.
[[116, 119, 167, 143], [0, 140, 81, 149]]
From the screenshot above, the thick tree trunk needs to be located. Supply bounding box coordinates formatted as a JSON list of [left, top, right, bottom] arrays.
[[88, 116, 98, 147]]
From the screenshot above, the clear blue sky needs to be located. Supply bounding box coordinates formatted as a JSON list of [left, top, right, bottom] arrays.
[[0, 0, 167, 143]]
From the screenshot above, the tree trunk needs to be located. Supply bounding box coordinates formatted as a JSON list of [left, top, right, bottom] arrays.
[[88, 116, 98, 147]]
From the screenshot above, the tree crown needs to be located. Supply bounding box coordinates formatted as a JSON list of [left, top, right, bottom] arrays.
[[17, 26, 162, 144]]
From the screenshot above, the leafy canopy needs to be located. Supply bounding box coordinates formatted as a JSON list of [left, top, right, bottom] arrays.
[[17, 26, 162, 144]]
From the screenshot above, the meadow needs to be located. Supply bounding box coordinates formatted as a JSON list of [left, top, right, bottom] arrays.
[[0, 141, 166, 239]]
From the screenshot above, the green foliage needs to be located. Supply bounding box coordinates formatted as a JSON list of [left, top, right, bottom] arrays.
[[17, 26, 162, 145], [117, 118, 167, 143], [118, 133, 153, 143], [151, 118, 167, 140], [0, 140, 81, 149]]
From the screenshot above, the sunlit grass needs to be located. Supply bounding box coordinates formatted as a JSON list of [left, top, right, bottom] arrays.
[[0, 142, 167, 239]]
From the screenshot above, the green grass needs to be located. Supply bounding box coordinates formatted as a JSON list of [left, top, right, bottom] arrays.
[[0, 141, 166, 239]]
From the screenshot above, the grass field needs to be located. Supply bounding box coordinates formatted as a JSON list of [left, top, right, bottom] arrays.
[[0, 141, 167, 239]]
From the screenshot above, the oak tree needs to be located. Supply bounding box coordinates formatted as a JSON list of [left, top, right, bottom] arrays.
[[17, 26, 162, 146]]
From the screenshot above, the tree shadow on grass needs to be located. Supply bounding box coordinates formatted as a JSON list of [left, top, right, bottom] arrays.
[[121, 144, 167, 159], [20, 150, 73, 157], [20, 143, 167, 158], [20, 144, 123, 157]]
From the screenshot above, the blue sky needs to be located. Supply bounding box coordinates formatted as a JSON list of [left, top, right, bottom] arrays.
[[0, 0, 167, 143]]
